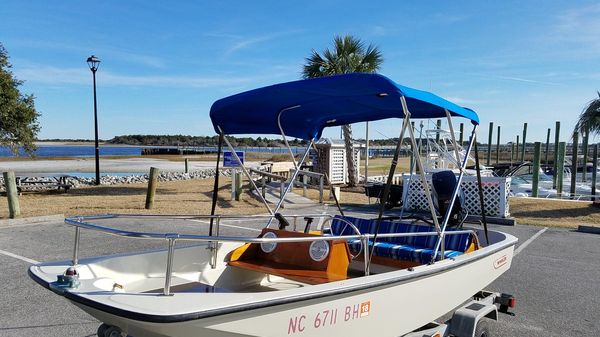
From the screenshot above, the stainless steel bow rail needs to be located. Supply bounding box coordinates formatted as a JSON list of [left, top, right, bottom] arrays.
[[65, 214, 475, 296]]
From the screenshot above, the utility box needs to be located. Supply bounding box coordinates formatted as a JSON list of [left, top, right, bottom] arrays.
[[312, 138, 363, 184]]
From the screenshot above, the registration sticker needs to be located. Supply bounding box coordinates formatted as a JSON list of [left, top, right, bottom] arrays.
[[359, 301, 370, 317]]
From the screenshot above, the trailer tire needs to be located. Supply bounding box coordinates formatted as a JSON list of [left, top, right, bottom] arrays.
[[474, 318, 492, 337], [97, 324, 108, 337], [104, 326, 124, 337]]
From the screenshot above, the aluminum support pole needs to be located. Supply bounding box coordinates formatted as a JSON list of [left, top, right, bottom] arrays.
[[445, 110, 462, 169], [431, 124, 478, 262], [218, 128, 274, 215]]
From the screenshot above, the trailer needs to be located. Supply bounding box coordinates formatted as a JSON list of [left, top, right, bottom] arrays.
[[402, 291, 516, 337]]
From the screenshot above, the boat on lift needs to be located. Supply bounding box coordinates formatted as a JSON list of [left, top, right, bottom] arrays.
[[29, 73, 517, 337]]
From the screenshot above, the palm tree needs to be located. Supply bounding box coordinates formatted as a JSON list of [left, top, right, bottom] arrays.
[[302, 35, 383, 186], [575, 92, 600, 136]]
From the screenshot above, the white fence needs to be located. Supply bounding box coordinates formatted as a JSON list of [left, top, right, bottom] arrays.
[[402, 174, 511, 218]]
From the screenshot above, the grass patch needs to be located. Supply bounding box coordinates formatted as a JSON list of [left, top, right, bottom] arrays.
[[1, 176, 597, 229]]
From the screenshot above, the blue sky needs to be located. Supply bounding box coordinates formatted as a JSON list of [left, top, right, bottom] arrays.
[[1, 0, 599, 143]]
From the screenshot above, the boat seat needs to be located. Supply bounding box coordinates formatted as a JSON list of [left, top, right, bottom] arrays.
[[330, 215, 474, 264], [228, 228, 351, 285]]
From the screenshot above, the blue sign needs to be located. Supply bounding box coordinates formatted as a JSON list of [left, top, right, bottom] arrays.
[[223, 151, 245, 167]]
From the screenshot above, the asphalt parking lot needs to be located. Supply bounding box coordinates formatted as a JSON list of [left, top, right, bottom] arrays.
[[0, 205, 598, 337]]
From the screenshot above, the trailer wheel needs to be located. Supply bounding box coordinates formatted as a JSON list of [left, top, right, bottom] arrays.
[[97, 324, 108, 337], [104, 326, 124, 337], [474, 318, 492, 337]]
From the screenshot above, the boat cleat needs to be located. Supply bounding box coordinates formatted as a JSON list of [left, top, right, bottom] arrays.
[[49, 267, 80, 293]]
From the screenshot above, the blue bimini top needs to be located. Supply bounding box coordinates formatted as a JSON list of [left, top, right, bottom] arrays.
[[209, 73, 479, 140]]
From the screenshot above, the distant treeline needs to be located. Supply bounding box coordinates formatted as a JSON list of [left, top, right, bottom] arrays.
[[39, 136, 524, 147], [107, 135, 309, 147]]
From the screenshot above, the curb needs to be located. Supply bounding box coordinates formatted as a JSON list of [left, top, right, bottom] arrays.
[[0, 214, 64, 227], [577, 225, 600, 235]]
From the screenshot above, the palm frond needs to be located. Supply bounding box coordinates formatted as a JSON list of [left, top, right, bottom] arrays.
[[575, 91, 600, 136], [301, 34, 383, 79]]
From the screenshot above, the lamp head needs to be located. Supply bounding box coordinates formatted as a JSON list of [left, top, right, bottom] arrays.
[[87, 55, 101, 71]]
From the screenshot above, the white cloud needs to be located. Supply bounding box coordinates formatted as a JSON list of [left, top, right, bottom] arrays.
[[14, 64, 291, 89], [554, 4, 600, 51], [223, 30, 304, 56]]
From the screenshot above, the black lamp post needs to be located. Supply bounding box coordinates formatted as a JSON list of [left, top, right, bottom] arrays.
[[87, 55, 101, 185]]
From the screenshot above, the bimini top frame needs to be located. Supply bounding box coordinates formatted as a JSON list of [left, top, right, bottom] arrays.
[[208, 73, 481, 267]]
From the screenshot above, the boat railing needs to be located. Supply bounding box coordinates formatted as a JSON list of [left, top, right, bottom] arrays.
[[64, 214, 475, 296]]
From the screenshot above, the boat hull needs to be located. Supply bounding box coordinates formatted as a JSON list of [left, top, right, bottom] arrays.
[[31, 230, 515, 337]]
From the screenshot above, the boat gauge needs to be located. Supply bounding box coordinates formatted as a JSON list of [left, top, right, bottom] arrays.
[[309, 240, 330, 262], [260, 232, 277, 253]]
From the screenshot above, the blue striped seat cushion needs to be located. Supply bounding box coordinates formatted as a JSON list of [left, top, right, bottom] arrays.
[[332, 215, 472, 263], [348, 240, 462, 263]]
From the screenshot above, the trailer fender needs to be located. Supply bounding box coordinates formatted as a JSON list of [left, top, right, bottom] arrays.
[[448, 301, 498, 337]]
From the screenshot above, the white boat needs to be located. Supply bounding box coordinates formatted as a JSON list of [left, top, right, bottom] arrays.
[[29, 73, 517, 337]]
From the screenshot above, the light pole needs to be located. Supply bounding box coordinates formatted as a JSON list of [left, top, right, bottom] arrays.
[[87, 55, 101, 185]]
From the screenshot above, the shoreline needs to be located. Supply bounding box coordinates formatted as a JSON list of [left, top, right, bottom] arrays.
[[0, 157, 228, 174]]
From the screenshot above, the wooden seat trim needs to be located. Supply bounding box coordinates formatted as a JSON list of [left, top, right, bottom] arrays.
[[228, 229, 351, 285]]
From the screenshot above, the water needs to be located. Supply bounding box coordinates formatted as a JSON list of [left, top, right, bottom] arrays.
[[0, 145, 307, 158], [0, 145, 143, 157]]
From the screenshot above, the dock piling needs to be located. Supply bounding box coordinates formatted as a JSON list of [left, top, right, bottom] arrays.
[[557, 142, 566, 196], [496, 125, 501, 164], [521, 123, 528, 162], [532, 142, 541, 197], [545, 128, 551, 166], [582, 130, 589, 182], [553, 121, 561, 188], [570, 131, 578, 198], [487, 122, 493, 166]]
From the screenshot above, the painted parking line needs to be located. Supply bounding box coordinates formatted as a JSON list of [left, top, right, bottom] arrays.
[[0, 249, 39, 264], [514, 227, 548, 256], [189, 219, 262, 232]]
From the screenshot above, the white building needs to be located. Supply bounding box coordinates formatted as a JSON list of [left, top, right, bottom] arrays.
[[312, 138, 363, 184]]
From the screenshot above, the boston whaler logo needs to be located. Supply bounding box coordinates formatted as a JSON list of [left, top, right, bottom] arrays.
[[494, 255, 508, 269]]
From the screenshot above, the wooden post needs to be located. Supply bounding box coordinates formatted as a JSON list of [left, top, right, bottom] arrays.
[[436, 119, 442, 143], [496, 125, 501, 164], [486, 122, 493, 166], [545, 128, 551, 166], [319, 175, 324, 204], [302, 173, 307, 197], [532, 142, 541, 197], [510, 142, 514, 165], [557, 142, 566, 196], [581, 129, 589, 182], [145, 167, 160, 209], [516, 135, 520, 163], [184, 158, 189, 173], [570, 131, 578, 198], [553, 121, 560, 188], [521, 123, 528, 162], [459, 123, 464, 146], [3, 171, 20, 218], [261, 175, 266, 198], [592, 144, 598, 201], [234, 171, 242, 201]]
